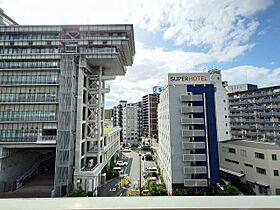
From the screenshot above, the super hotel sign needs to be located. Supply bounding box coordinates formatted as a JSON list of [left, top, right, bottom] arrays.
[[168, 73, 210, 85]]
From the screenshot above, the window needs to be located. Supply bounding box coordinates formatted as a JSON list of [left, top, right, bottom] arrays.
[[240, 149, 247, 157], [244, 163, 253, 168], [225, 158, 239, 164], [272, 154, 277, 160], [256, 167, 266, 175], [255, 152, 265, 159], [274, 170, 279, 176], [222, 147, 236, 154], [225, 115, 227, 118]]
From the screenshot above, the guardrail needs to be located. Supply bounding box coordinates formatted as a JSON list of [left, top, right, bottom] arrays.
[[0, 197, 279, 210]]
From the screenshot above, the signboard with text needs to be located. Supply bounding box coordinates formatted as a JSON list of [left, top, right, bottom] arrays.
[[168, 73, 210, 85]]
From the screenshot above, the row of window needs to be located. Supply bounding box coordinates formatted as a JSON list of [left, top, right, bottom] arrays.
[[0, 75, 58, 84], [0, 93, 57, 102], [0, 111, 56, 121], [0, 61, 59, 69], [225, 159, 279, 176], [222, 146, 278, 160], [0, 48, 59, 54], [0, 130, 42, 140], [85, 47, 116, 53], [0, 34, 58, 40]]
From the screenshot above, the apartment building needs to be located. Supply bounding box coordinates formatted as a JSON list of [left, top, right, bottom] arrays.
[[104, 109, 113, 120], [0, 11, 135, 196], [228, 85, 280, 142], [142, 94, 160, 139], [122, 103, 141, 146], [158, 70, 230, 195], [219, 139, 280, 195]]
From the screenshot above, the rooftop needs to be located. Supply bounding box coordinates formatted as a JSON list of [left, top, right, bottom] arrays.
[[221, 139, 280, 150]]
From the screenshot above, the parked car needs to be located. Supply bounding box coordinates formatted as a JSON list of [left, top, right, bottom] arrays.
[[113, 167, 123, 172], [116, 160, 128, 167], [147, 176, 157, 183], [122, 148, 132, 153], [143, 167, 157, 173]]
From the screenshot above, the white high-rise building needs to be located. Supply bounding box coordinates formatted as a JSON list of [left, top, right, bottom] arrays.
[[122, 104, 141, 146], [158, 70, 230, 195], [209, 69, 231, 142]]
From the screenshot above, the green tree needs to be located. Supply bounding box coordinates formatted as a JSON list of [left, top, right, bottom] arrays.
[[147, 181, 167, 196], [68, 187, 92, 197], [219, 184, 239, 196]]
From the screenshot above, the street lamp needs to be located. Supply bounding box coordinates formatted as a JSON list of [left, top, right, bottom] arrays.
[[139, 152, 142, 196]]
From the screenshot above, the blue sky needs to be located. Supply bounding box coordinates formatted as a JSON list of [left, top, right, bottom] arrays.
[[1, 0, 279, 107]]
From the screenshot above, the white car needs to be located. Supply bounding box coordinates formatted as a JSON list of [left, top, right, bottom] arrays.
[[116, 160, 128, 167], [122, 148, 132, 153]]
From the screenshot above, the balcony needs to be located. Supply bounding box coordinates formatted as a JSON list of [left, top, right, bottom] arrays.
[[184, 166, 207, 174], [271, 97, 280, 102], [180, 95, 202, 102], [181, 118, 204, 125], [181, 106, 203, 114], [182, 130, 205, 137], [183, 154, 206, 161], [182, 142, 205, 149], [184, 179, 208, 187]]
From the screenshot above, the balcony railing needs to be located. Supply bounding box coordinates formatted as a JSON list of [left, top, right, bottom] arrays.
[[184, 179, 208, 187], [182, 142, 206, 149], [181, 118, 204, 125], [183, 154, 206, 161], [181, 106, 203, 114], [182, 130, 205, 137], [180, 95, 203, 102], [184, 166, 207, 174]]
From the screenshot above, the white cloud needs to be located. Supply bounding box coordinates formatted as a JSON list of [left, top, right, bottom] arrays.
[[1, 0, 275, 107], [222, 66, 280, 87]]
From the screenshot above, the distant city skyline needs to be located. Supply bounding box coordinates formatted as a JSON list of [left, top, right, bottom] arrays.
[[1, 0, 279, 108]]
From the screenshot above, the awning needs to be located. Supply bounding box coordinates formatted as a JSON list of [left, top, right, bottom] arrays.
[[220, 167, 245, 178], [256, 181, 269, 187]]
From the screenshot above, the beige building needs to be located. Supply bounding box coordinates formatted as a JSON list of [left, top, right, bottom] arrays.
[[219, 139, 280, 195]]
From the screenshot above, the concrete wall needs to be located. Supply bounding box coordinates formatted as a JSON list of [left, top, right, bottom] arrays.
[[209, 70, 231, 142], [219, 141, 280, 195]]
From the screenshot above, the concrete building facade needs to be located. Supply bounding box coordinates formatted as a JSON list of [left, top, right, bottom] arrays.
[[142, 94, 160, 139], [0, 15, 135, 196], [122, 103, 141, 146], [219, 139, 280, 195], [158, 71, 227, 195], [228, 85, 280, 142]]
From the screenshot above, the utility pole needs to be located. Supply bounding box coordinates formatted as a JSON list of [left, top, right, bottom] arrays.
[[139, 153, 142, 196]]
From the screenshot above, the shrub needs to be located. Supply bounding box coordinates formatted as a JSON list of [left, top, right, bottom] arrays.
[[68, 187, 92, 197]]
